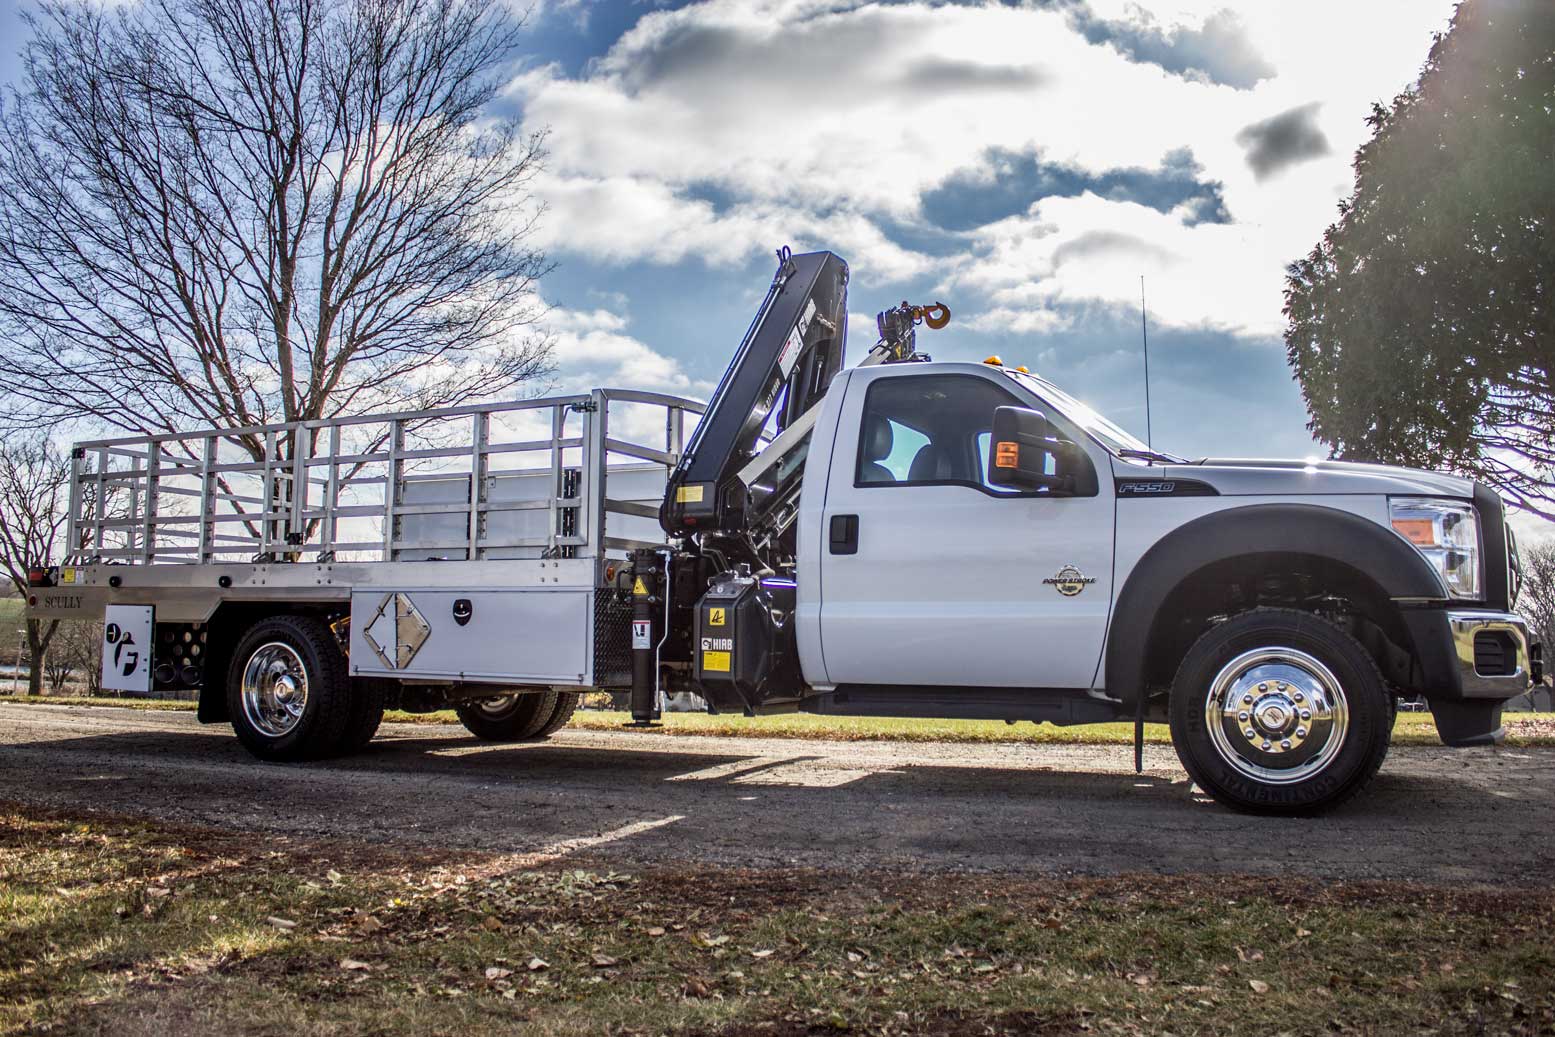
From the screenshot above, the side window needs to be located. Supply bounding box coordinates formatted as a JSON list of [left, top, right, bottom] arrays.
[[854, 374, 1027, 490], [877, 420, 930, 480]]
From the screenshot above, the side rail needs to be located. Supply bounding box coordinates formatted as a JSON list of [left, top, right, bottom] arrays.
[[66, 389, 704, 566]]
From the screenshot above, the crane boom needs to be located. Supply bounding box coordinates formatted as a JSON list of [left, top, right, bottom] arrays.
[[659, 248, 850, 537]]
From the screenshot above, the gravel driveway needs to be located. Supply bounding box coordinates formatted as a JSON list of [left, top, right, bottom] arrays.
[[1, 702, 1549, 884]]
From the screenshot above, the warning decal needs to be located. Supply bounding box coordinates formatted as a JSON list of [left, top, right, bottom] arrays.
[[631, 620, 652, 650], [702, 650, 731, 672], [633, 577, 648, 597], [709, 607, 726, 627]]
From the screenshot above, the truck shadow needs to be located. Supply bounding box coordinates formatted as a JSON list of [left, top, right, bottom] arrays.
[[9, 725, 1537, 820], [5, 725, 1548, 882]]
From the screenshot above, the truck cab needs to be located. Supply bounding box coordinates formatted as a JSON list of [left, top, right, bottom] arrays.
[[797, 362, 1115, 693]]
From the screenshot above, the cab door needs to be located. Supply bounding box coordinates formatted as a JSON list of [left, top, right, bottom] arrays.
[[816, 367, 1114, 689]]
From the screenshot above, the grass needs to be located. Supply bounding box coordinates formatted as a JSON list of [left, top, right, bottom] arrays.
[[4, 693, 1555, 748], [1, 801, 1551, 1036]]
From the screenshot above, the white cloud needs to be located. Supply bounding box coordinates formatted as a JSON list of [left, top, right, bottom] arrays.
[[948, 192, 1288, 336], [512, 0, 1457, 332], [543, 303, 628, 335], [531, 172, 933, 283], [542, 299, 713, 398], [1510, 509, 1555, 548]]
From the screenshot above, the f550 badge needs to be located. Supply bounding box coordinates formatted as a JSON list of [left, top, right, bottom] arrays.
[[1043, 565, 1096, 597]]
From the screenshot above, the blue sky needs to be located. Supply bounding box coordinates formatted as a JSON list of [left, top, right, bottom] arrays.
[[0, 0, 1504, 481]]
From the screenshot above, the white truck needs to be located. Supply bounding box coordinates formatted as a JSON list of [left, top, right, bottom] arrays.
[[27, 249, 1541, 815]]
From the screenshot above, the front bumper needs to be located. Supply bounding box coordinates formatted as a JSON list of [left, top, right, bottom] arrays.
[[1401, 608, 1534, 701], [1446, 610, 1535, 697], [1399, 608, 1537, 747]]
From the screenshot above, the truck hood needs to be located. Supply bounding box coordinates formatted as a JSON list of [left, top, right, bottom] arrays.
[[1133, 457, 1476, 499]]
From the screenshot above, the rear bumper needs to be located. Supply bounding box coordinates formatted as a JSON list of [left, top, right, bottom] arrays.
[[1400, 608, 1535, 747]]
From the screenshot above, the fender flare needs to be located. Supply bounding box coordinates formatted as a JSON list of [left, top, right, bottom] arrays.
[[1105, 503, 1447, 708]]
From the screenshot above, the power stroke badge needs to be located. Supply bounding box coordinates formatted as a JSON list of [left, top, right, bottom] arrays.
[[1043, 565, 1096, 597]]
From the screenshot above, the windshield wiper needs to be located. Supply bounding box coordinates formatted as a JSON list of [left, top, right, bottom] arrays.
[[1118, 448, 1187, 465]]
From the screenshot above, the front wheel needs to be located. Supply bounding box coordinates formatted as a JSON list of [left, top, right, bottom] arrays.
[[1168, 609, 1391, 815]]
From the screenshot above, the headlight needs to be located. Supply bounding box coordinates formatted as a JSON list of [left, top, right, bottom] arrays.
[[1389, 498, 1481, 599]]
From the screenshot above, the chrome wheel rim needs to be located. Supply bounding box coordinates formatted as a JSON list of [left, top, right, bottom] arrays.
[[241, 642, 309, 738], [1204, 647, 1349, 785], [474, 695, 518, 717]]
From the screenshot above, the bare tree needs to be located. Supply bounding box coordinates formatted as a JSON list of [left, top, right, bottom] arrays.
[[0, 0, 553, 464], [42, 627, 77, 694], [46, 620, 103, 696], [0, 439, 69, 696], [1519, 540, 1555, 700]]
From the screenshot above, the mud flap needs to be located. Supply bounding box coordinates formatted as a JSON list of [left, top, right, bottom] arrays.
[[1428, 699, 1506, 747]]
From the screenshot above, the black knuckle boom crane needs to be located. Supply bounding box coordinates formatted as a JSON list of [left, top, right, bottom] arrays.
[[627, 247, 950, 726]]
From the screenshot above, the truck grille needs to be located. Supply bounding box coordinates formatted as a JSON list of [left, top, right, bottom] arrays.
[[1473, 631, 1517, 677]]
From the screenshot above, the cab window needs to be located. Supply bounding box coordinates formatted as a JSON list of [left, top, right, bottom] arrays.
[[855, 375, 1026, 490]]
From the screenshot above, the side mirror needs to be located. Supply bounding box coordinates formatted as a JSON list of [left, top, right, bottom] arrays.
[[986, 406, 1075, 493]]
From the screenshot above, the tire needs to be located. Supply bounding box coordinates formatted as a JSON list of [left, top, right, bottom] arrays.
[[531, 691, 579, 738], [456, 690, 561, 742], [226, 615, 353, 761], [1168, 608, 1391, 815], [338, 677, 390, 754]]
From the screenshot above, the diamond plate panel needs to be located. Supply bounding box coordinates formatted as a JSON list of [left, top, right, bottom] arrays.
[[361, 592, 431, 669]]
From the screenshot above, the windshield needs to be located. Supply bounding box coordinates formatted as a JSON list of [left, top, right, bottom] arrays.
[[1003, 370, 1158, 458]]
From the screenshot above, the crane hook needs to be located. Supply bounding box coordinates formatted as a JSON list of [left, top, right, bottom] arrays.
[[915, 302, 951, 330]]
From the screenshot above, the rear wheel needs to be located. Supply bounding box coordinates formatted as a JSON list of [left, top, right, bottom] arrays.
[[456, 690, 562, 742], [338, 678, 389, 754], [532, 691, 579, 738], [227, 616, 352, 761], [1169, 609, 1391, 815]]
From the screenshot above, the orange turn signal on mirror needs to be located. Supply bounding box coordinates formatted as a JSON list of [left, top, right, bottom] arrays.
[[1391, 518, 1435, 546], [995, 442, 1019, 469]]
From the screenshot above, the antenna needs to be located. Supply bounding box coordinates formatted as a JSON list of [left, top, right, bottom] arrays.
[[1140, 275, 1153, 450]]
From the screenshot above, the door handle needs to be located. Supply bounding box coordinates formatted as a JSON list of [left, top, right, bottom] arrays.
[[829, 514, 859, 555]]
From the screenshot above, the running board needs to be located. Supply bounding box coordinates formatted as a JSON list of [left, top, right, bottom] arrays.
[[799, 686, 1121, 726]]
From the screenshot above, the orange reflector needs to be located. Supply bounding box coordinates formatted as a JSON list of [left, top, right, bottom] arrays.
[[983, 355, 1003, 366], [995, 441, 1019, 468], [1391, 518, 1435, 546], [1015, 365, 1029, 373]]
